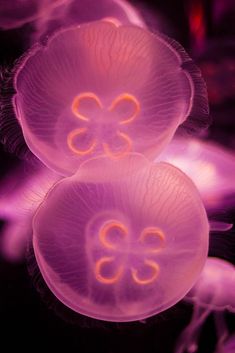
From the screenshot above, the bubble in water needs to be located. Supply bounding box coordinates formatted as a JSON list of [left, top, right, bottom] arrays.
[[0, 162, 59, 261]]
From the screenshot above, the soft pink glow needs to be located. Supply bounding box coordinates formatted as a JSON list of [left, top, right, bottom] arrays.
[[0, 163, 59, 261], [33, 154, 209, 322], [187, 258, 235, 311], [33, 0, 146, 43], [14, 21, 207, 176]]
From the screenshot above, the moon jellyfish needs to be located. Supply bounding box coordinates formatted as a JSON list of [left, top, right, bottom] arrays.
[[14, 20, 208, 176], [0, 162, 59, 261], [0, 0, 69, 30], [175, 257, 235, 353], [32, 154, 209, 322], [157, 138, 235, 210]]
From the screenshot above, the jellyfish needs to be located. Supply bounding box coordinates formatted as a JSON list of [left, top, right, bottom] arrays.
[[0, 162, 60, 261], [32, 154, 209, 322], [175, 257, 235, 353], [13, 20, 208, 176], [0, 0, 70, 30], [33, 0, 146, 43], [156, 138, 235, 210]]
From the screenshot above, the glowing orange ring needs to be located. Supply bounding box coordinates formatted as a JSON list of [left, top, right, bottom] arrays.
[[71, 92, 103, 121], [95, 256, 124, 284], [109, 93, 140, 125], [99, 220, 128, 250], [131, 259, 160, 285], [67, 128, 96, 155]]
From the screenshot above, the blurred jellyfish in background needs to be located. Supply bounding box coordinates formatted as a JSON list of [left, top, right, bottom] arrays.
[[156, 138, 235, 212], [32, 0, 147, 43], [32, 154, 209, 321], [175, 257, 235, 353], [221, 334, 235, 353], [0, 161, 59, 261], [0, 0, 234, 351], [0, 0, 70, 30], [13, 20, 208, 176]]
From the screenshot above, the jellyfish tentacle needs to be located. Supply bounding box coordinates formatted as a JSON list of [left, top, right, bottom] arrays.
[[175, 305, 211, 353], [71, 92, 103, 122], [214, 311, 229, 353], [102, 131, 132, 158], [67, 128, 97, 155], [32, 157, 209, 321], [209, 220, 233, 232], [109, 93, 140, 125]]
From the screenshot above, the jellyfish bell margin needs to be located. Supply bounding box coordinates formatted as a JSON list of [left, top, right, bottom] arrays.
[[32, 154, 209, 322], [175, 257, 235, 353]]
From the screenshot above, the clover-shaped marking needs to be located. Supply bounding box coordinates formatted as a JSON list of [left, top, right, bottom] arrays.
[[67, 92, 140, 158], [93, 221, 165, 285]]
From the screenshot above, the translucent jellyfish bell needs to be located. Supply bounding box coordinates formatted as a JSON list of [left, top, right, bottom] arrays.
[[0, 0, 69, 30], [175, 257, 235, 353], [14, 21, 208, 176], [32, 154, 209, 322]]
